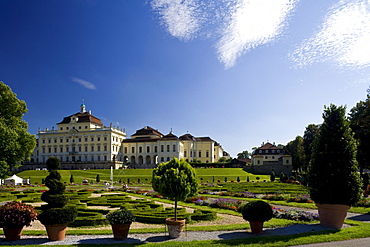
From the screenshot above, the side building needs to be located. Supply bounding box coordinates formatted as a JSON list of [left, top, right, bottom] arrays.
[[23, 104, 126, 170], [250, 142, 292, 175], [120, 126, 226, 168]]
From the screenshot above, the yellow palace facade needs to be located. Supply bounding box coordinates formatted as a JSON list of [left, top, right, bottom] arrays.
[[24, 104, 227, 170]]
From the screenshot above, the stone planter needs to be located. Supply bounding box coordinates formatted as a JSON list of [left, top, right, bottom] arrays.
[[316, 203, 350, 229], [111, 223, 131, 240], [45, 224, 68, 241], [248, 221, 264, 233], [165, 218, 185, 238], [3, 227, 23, 241]]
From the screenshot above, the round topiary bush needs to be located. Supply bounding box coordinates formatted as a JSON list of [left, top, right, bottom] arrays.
[[240, 200, 273, 222]]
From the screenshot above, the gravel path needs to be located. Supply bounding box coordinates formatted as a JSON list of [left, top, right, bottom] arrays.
[[0, 224, 331, 245]]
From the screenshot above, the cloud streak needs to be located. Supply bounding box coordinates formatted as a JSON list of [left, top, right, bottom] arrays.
[[291, 0, 370, 69], [216, 0, 297, 68], [72, 77, 97, 90]]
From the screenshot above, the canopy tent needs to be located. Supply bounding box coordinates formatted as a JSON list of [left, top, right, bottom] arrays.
[[4, 174, 24, 186]]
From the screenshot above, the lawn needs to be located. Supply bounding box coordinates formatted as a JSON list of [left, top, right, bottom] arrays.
[[17, 168, 269, 185]]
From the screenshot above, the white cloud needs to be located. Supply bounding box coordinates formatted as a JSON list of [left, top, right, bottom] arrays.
[[291, 0, 370, 69], [151, 0, 201, 41], [216, 0, 297, 69], [72, 77, 97, 90], [151, 0, 297, 68]]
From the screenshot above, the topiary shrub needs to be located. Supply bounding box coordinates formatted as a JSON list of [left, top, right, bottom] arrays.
[[240, 200, 273, 222], [38, 157, 77, 226]]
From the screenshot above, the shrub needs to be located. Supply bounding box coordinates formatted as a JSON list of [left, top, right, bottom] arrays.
[[38, 206, 78, 225], [240, 200, 273, 222], [106, 209, 135, 225]]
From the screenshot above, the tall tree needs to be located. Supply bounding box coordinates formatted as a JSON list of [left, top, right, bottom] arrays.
[[349, 89, 370, 172], [0, 82, 36, 178], [303, 124, 320, 169], [285, 136, 306, 172], [237, 150, 250, 159]]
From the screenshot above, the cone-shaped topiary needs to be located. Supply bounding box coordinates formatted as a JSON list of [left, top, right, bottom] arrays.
[[152, 158, 199, 220], [308, 104, 362, 206], [38, 157, 77, 226]]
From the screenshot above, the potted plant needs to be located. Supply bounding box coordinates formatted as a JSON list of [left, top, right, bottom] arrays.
[[152, 158, 199, 238], [0, 201, 38, 241], [308, 104, 362, 228], [106, 209, 135, 240], [37, 157, 78, 241], [240, 200, 273, 233]]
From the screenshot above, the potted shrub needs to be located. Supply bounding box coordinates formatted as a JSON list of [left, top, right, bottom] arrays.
[[152, 158, 199, 238], [37, 157, 78, 241], [106, 209, 135, 240], [0, 201, 38, 241], [240, 200, 273, 233], [308, 104, 362, 228]]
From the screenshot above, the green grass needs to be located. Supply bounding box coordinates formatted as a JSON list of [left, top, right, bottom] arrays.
[[17, 168, 269, 185]]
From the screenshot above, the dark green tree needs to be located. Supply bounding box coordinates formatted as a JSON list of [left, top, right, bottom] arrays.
[[96, 174, 100, 183], [285, 136, 306, 172], [270, 171, 276, 182], [237, 150, 250, 159], [69, 175, 74, 184], [0, 82, 36, 177], [308, 104, 362, 205], [303, 124, 320, 169], [349, 89, 370, 172]]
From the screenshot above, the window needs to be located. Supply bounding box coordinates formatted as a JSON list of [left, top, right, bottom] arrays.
[[54, 147, 57, 153], [139, 147, 142, 153], [97, 137, 100, 141], [60, 127, 63, 130], [48, 139, 51, 143], [91, 156, 94, 161], [272, 156, 275, 159], [66, 138, 69, 143], [66, 127, 69, 130], [104, 136, 107, 141], [272, 150, 275, 153], [147, 146, 150, 153], [60, 138, 63, 143], [173, 145, 176, 152], [78, 126, 81, 129], [265, 150, 268, 153], [132, 147, 135, 153], [66, 147, 69, 152], [206, 151, 209, 158], [104, 146, 107, 151], [167, 157, 170, 161], [184, 150, 187, 157], [160, 157, 164, 162], [54, 139, 57, 143], [155, 146, 157, 152], [91, 137, 94, 142], [91, 146, 94, 152], [190, 151, 193, 157], [161, 145, 164, 152], [259, 150, 262, 153], [257, 160, 260, 164], [85, 126, 88, 129], [286, 159, 289, 164], [85, 137, 88, 142], [85, 146, 88, 152], [79, 146, 82, 152], [60, 146, 63, 152], [104, 156, 107, 161], [199, 151, 202, 157], [97, 156, 100, 161], [42, 139, 45, 144], [48, 147, 51, 153], [124, 147, 128, 153], [166, 145, 170, 152], [97, 146, 101, 151], [78, 138, 81, 142]]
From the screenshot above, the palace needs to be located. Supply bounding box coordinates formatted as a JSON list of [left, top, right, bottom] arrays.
[[23, 104, 227, 170]]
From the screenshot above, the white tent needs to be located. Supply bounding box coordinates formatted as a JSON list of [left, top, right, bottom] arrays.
[[4, 174, 24, 186]]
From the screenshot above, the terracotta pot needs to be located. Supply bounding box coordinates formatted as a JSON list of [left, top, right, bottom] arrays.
[[45, 224, 68, 241], [3, 227, 23, 241], [165, 218, 186, 238], [248, 221, 264, 233], [316, 203, 350, 229], [111, 223, 131, 240]]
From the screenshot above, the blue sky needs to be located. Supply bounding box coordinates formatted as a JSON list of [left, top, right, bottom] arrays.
[[1, 0, 370, 157]]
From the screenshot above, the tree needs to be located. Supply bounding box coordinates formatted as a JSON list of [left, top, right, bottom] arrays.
[[69, 175, 74, 184], [152, 158, 198, 221], [270, 171, 276, 182], [96, 174, 100, 183], [285, 136, 306, 172], [308, 104, 362, 205], [349, 89, 370, 172], [303, 124, 320, 169], [237, 150, 250, 159], [0, 82, 36, 178]]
